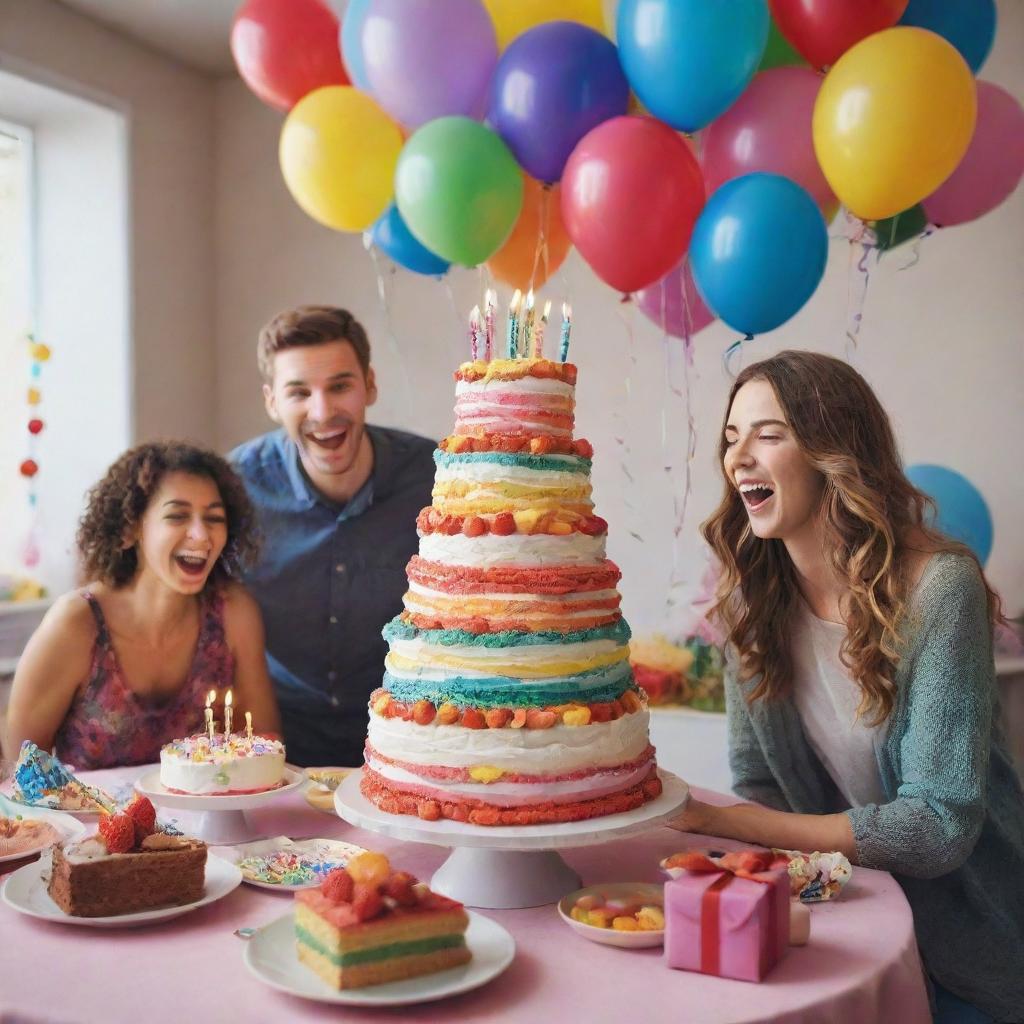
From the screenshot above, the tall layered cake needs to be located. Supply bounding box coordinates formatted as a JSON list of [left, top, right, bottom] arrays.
[[361, 357, 661, 826]]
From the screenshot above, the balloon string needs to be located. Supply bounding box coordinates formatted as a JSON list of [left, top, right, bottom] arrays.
[[615, 301, 642, 544], [723, 334, 752, 378], [529, 185, 552, 295], [363, 238, 415, 414], [897, 224, 935, 273], [844, 218, 875, 360], [441, 277, 467, 367]]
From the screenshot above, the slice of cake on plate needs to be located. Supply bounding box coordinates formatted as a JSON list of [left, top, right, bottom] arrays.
[[12, 741, 117, 812], [46, 797, 207, 917], [295, 851, 471, 989]]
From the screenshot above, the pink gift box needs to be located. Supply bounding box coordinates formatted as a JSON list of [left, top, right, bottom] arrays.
[[664, 867, 790, 982]]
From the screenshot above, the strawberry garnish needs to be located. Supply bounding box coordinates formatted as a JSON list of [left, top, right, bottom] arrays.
[[123, 795, 157, 841], [98, 813, 136, 854]]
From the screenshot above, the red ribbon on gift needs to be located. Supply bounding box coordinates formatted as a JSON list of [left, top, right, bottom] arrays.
[[675, 850, 779, 977]]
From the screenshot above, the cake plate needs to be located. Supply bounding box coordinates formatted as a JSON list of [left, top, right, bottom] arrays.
[[134, 767, 305, 844], [334, 769, 689, 910]]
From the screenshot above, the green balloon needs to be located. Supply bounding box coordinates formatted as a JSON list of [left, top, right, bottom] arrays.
[[758, 17, 806, 71], [873, 204, 929, 251], [395, 117, 524, 268]]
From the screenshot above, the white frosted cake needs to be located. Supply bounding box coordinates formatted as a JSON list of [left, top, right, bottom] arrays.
[[159, 734, 286, 795]]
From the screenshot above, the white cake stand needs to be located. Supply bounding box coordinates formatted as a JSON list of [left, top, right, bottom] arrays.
[[334, 769, 689, 909], [134, 767, 305, 844]]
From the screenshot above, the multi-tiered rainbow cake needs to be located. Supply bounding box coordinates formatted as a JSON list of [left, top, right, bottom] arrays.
[[360, 356, 661, 826]]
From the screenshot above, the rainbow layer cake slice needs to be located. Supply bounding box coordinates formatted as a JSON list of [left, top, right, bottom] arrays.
[[295, 852, 470, 989]]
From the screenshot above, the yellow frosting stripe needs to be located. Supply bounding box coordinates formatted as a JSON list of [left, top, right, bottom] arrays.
[[387, 646, 629, 679], [432, 480, 592, 501]]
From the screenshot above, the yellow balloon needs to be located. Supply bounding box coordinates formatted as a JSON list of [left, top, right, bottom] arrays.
[[813, 27, 976, 222], [482, 0, 606, 51], [280, 86, 403, 233]]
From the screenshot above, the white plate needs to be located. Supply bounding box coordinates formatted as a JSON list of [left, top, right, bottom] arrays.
[[224, 837, 368, 891], [244, 909, 515, 1006], [557, 882, 664, 949], [1, 851, 242, 928], [134, 767, 305, 810], [0, 806, 87, 864]]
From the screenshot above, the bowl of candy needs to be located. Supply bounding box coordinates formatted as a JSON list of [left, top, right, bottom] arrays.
[[557, 882, 665, 948]]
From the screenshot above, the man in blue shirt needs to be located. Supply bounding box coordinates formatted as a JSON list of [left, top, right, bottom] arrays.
[[230, 306, 436, 767]]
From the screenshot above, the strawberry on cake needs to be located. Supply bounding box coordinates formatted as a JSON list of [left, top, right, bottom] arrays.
[[159, 733, 286, 795], [360, 357, 662, 826]]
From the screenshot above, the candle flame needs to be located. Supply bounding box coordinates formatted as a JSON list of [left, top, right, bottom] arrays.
[[205, 689, 216, 708], [486, 288, 496, 307], [224, 689, 233, 708], [541, 300, 552, 322], [510, 289, 522, 312], [526, 289, 534, 310], [562, 302, 572, 320]]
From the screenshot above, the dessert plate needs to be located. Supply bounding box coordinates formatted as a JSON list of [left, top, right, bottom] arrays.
[[224, 836, 367, 891], [134, 767, 305, 810], [0, 804, 87, 864], [1, 852, 242, 928], [557, 882, 665, 949], [243, 909, 515, 1006]]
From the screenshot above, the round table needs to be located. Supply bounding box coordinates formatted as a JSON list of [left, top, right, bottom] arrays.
[[1, 766, 931, 1024]]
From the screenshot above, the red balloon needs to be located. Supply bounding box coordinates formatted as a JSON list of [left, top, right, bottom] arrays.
[[769, 0, 908, 69], [27, 419, 44, 434], [561, 117, 705, 294], [231, 0, 349, 113]]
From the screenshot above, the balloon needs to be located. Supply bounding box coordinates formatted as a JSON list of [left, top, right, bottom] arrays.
[[369, 204, 450, 276], [923, 82, 1024, 228], [768, 0, 908, 70], [813, 28, 976, 221], [635, 260, 715, 339], [702, 68, 835, 216], [759, 14, 806, 70], [483, 0, 606, 51], [279, 86, 402, 232], [872, 204, 928, 250], [905, 464, 993, 564], [488, 22, 629, 184], [340, 0, 371, 90], [487, 177, 572, 292], [689, 173, 827, 336], [899, 0, 996, 74], [231, 0, 348, 112], [359, 0, 497, 130], [602, 0, 618, 41], [561, 116, 705, 294], [616, 0, 768, 132], [396, 117, 523, 266]]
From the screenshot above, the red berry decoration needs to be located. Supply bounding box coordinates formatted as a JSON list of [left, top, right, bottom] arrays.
[[352, 883, 384, 922], [28, 419, 44, 435], [98, 813, 136, 854], [19, 459, 39, 478], [384, 871, 419, 907], [321, 867, 355, 904], [124, 795, 157, 840]]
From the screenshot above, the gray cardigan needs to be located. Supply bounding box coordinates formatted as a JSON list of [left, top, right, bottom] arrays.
[[726, 552, 1024, 1022]]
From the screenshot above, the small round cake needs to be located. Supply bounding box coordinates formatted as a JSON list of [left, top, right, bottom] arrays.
[[159, 734, 286, 795]]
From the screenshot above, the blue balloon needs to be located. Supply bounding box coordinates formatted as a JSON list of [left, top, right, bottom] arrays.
[[899, 0, 996, 74], [616, 0, 768, 132], [905, 464, 994, 564], [369, 204, 450, 276], [689, 173, 827, 337], [341, 0, 371, 91]]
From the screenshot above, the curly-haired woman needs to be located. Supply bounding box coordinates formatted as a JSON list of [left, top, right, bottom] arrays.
[[671, 351, 1024, 1023], [5, 442, 280, 770]]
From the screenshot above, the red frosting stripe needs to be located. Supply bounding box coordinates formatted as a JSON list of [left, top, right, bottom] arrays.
[[403, 611, 620, 635], [406, 557, 621, 594]]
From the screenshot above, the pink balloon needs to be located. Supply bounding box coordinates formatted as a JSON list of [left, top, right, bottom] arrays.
[[701, 67, 835, 215], [923, 82, 1024, 228], [635, 260, 715, 339]]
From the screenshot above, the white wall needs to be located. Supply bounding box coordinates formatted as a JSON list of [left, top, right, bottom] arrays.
[[214, 0, 1024, 630]]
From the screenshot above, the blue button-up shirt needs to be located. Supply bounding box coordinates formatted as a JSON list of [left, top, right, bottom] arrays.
[[230, 425, 436, 766]]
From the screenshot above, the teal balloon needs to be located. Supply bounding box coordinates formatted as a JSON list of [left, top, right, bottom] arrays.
[[370, 203, 450, 276], [899, 0, 996, 74], [906, 464, 994, 564], [341, 0, 371, 90], [395, 117, 523, 267], [616, 0, 769, 132]]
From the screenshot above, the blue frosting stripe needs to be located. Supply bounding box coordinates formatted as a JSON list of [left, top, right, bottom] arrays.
[[382, 661, 636, 708], [433, 450, 591, 473], [383, 617, 632, 649]]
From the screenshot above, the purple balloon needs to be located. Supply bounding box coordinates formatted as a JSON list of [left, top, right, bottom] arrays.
[[361, 0, 497, 130], [636, 260, 715, 339], [488, 21, 630, 184]]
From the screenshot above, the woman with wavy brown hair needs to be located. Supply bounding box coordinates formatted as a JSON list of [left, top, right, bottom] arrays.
[[5, 442, 280, 769], [672, 351, 1024, 1023]]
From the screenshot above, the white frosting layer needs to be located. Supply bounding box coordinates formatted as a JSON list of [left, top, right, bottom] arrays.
[[367, 710, 650, 773], [159, 749, 285, 795], [407, 581, 619, 604], [455, 378, 574, 399], [418, 532, 606, 567], [434, 463, 586, 487]]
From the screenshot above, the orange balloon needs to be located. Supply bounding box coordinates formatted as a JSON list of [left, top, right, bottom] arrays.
[[486, 176, 572, 292]]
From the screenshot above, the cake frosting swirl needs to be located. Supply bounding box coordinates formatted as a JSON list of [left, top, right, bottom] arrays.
[[159, 733, 286, 795]]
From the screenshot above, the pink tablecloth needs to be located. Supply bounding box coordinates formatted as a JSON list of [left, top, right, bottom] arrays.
[[1, 767, 931, 1024]]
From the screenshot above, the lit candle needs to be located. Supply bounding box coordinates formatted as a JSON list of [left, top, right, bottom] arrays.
[[507, 289, 522, 358], [535, 300, 552, 358], [224, 688, 233, 738], [204, 689, 216, 743], [468, 305, 481, 361], [484, 289, 496, 362], [245, 710, 253, 741], [559, 302, 572, 362], [522, 290, 535, 358]]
